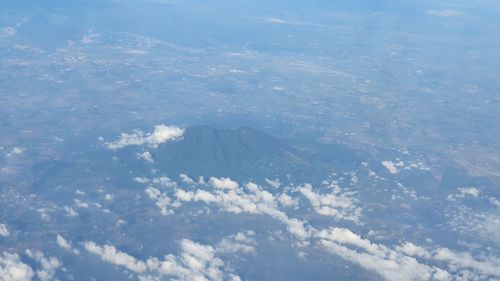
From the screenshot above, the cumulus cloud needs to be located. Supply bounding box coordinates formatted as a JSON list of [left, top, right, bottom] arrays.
[[142, 177, 313, 240], [216, 231, 257, 255], [277, 193, 298, 208], [150, 176, 178, 188], [84, 241, 147, 273], [381, 161, 401, 174], [0, 224, 10, 237], [433, 247, 500, 277], [265, 179, 281, 189], [316, 228, 450, 281], [447, 187, 480, 201], [0, 252, 34, 281], [210, 177, 239, 190], [317, 227, 500, 280], [134, 177, 150, 184], [461, 188, 480, 197], [179, 174, 195, 185], [145, 187, 173, 215], [396, 242, 432, 259], [84, 239, 242, 281], [298, 184, 362, 223], [106, 125, 184, 150], [25, 250, 62, 281], [426, 9, 463, 17], [56, 235, 71, 251], [137, 151, 154, 163], [447, 204, 500, 245], [138, 175, 500, 280]]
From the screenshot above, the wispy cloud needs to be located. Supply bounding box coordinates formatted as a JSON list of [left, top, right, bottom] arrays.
[[425, 9, 463, 17], [1, 27, 16, 37], [1, 19, 26, 39], [244, 16, 324, 28], [56, 235, 80, 255], [0, 224, 10, 237]]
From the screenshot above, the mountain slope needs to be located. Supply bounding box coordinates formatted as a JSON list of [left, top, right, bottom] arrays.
[[153, 126, 312, 180]]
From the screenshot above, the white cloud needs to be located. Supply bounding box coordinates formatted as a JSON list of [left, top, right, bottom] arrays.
[[25, 250, 62, 281], [84, 239, 241, 281], [426, 9, 463, 17], [106, 125, 184, 150], [0, 224, 10, 237], [277, 193, 298, 208], [489, 196, 500, 207], [124, 49, 147, 55], [137, 151, 154, 163], [81, 32, 99, 44], [137, 175, 500, 279], [56, 235, 71, 251], [56, 235, 79, 255], [447, 187, 480, 201], [396, 242, 432, 259], [84, 241, 147, 273], [179, 174, 195, 185], [11, 147, 24, 155], [298, 184, 362, 223], [63, 206, 78, 217], [141, 177, 313, 240], [134, 177, 150, 184], [317, 227, 500, 280], [150, 176, 178, 188], [1, 27, 16, 37], [265, 179, 281, 189], [0, 252, 34, 281], [316, 228, 450, 281], [175, 189, 194, 202], [210, 177, 239, 190], [73, 199, 89, 208], [447, 204, 500, 245], [381, 161, 399, 174], [434, 247, 500, 277], [216, 231, 257, 255], [251, 17, 320, 27], [145, 187, 173, 215], [266, 17, 288, 24]]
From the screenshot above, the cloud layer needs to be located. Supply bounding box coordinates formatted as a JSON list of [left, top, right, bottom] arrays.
[[138, 175, 500, 280]]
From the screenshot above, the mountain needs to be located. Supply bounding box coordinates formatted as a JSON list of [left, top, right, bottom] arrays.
[[153, 126, 316, 181]]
